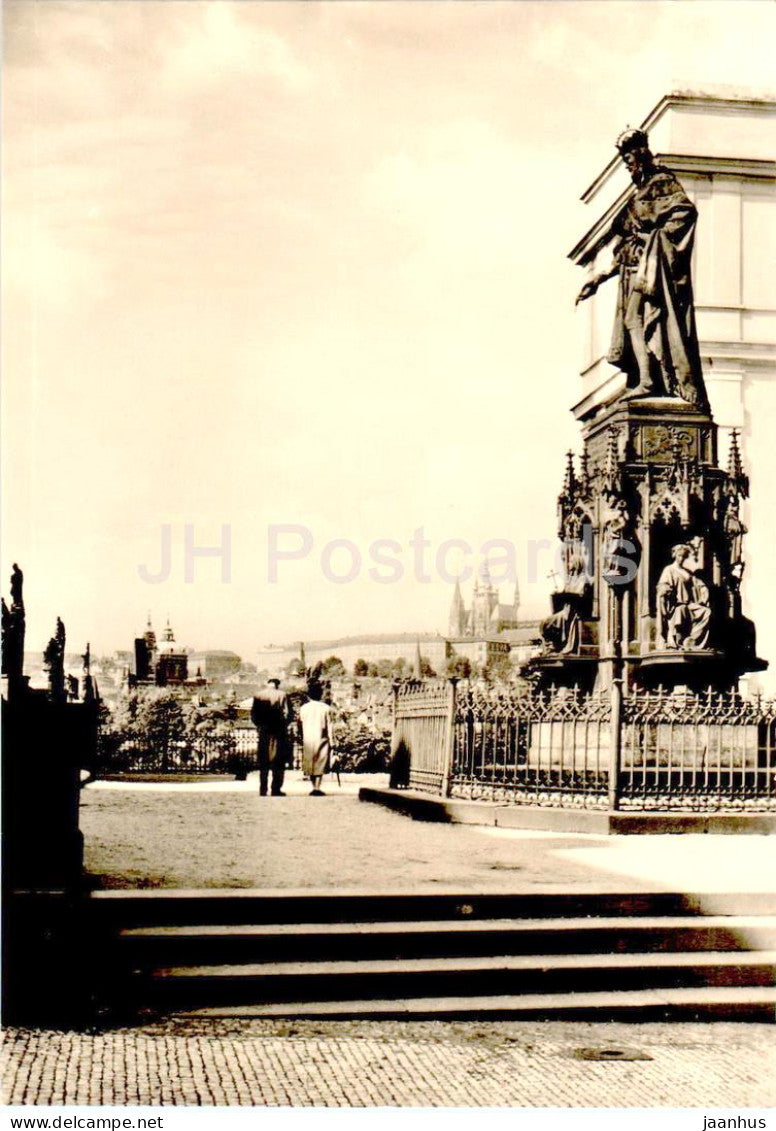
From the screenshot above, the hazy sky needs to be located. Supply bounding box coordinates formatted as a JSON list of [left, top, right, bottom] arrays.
[[3, 0, 775, 658]]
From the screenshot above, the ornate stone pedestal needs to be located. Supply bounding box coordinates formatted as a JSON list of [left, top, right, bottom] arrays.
[[529, 394, 766, 693]]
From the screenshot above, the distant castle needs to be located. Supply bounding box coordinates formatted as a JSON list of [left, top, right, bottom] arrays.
[[448, 564, 521, 638], [256, 567, 540, 679]]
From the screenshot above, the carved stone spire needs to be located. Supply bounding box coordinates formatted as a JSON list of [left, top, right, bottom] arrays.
[[579, 448, 591, 493], [561, 450, 576, 503], [726, 430, 749, 497], [601, 428, 622, 499]]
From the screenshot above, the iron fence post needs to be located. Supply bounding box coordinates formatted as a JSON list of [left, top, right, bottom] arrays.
[[389, 679, 401, 784], [609, 588, 624, 811], [442, 678, 458, 797]]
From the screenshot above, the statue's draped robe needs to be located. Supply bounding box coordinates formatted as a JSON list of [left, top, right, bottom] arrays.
[[656, 562, 711, 649], [609, 167, 708, 410]]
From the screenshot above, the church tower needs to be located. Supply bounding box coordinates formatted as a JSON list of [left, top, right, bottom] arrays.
[[471, 563, 499, 636], [143, 614, 157, 660], [156, 618, 188, 685]]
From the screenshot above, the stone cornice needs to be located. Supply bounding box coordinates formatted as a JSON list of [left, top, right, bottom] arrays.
[[569, 154, 776, 265], [580, 92, 776, 204], [668, 154, 776, 180]]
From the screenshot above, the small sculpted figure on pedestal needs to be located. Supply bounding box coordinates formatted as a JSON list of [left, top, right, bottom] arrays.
[[576, 129, 709, 412], [656, 544, 711, 650]]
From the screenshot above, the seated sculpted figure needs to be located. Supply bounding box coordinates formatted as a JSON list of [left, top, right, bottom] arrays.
[[656, 544, 711, 650], [540, 602, 581, 656]]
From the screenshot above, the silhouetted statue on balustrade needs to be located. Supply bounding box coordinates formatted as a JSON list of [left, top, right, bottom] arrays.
[[44, 617, 67, 703], [656, 544, 711, 650], [11, 563, 23, 606], [82, 642, 96, 703], [2, 563, 26, 698], [576, 128, 709, 411]]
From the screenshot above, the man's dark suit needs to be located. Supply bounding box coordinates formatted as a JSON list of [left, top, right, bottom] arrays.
[[251, 684, 291, 796]]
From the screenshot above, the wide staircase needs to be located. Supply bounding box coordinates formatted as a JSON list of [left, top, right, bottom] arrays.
[[89, 889, 776, 1021]]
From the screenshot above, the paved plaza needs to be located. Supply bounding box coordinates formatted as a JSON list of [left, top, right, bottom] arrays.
[[8, 778, 772, 1109], [81, 773, 776, 894], [2, 1019, 775, 1108]]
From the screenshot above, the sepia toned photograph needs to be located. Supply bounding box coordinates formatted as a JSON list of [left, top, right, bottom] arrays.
[[2, 0, 775, 1118]]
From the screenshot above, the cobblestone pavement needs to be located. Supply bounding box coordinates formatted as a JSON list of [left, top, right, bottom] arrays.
[[2, 1020, 774, 1107]]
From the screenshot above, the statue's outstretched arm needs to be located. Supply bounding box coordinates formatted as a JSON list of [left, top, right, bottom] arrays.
[[575, 261, 619, 306]]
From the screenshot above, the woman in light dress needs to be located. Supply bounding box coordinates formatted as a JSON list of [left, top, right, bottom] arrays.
[[299, 681, 334, 796]]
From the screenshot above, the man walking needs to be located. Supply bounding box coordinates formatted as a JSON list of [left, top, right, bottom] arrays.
[[251, 675, 292, 796]]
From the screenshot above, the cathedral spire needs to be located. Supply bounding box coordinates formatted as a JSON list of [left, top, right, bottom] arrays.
[[448, 579, 465, 637]]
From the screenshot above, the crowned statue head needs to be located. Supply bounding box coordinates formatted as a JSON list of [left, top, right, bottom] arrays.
[[615, 127, 654, 186]]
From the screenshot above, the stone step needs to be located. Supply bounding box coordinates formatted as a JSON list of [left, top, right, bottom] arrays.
[[141, 950, 776, 1008], [118, 915, 776, 964], [171, 985, 776, 1022], [89, 888, 776, 929]]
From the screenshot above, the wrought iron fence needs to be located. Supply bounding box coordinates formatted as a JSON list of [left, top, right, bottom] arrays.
[[96, 729, 256, 775], [620, 688, 776, 811], [392, 680, 776, 812], [452, 684, 611, 809], [393, 680, 455, 793]]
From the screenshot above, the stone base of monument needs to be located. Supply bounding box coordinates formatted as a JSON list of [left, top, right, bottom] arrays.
[[359, 786, 776, 835], [2, 890, 95, 1026], [525, 718, 759, 771], [528, 654, 599, 694], [2, 696, 98, 1025], [634, 648, 767, 692], [528, 360, 769, 698], [526, 720, 610, 769]]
